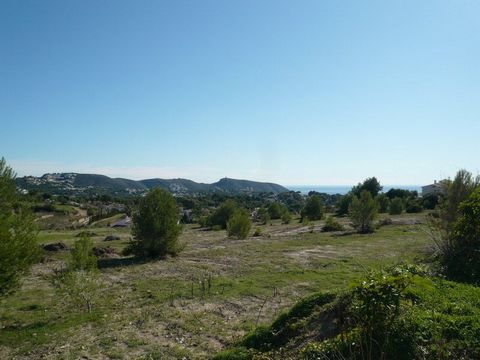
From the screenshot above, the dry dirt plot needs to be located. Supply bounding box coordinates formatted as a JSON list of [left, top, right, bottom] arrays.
[[0, 214, 430, 359]]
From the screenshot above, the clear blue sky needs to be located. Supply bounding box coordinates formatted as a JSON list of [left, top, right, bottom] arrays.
[[1, 0, 479, 185]]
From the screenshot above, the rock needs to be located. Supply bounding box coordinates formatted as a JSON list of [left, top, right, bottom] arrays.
[[104, 235, 121, 241], [42, 242, 69, 252], [92, 246, 117, 258]]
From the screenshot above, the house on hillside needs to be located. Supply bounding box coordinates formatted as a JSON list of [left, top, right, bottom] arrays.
[[422, 180, 448, 197]]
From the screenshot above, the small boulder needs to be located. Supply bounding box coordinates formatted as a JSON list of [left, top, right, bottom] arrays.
[[42, 242, 69, 252], [104, 235, 121, 242]]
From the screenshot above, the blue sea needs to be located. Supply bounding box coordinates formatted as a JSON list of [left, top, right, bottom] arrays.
[[288, 185, 422, 195]]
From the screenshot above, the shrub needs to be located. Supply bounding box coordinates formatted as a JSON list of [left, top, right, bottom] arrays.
[[69, 234, 97, 271], [257, 207, 270, 225], [322, 216, 344, 232], [301, 195, 324, 221], [53, 233, 99, 313], [128, 188, 182, 258], [438, 188, 480, 284], [0, 158, 39, 296], [349, 190, 378, 233], [422, 193, 440, 210], [336, 192, 354, 216], [267, 202, 285, 220], [406, 200, 423, 213], [227, 209, 252, 239], [281, 211, 292, 224], [389, 197, 404, 215], [210, 200, 237, 229], [376, 194, 390, 213]]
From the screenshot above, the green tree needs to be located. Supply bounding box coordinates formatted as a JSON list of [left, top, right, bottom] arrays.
[[349, 190, 378, 233], [352, 177, 383, 197], [0, 158, 39, 296], [439, 169, 479, 235], [438, 188, 480, 283], [227, 209, 252, 239], [257, 207, 270, 225], [281, 211, 292, 224], [209, 199, 237, 229], [301, 195, 325, 221], [376, 194, 390, 213], [129, 188, 182, 258], [336, 192, 354, 216], [268, 202, 285, 220], [389, 197, 404, 215]]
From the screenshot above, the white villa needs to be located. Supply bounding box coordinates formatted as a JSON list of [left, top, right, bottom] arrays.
[[422, 180, 448, 197]]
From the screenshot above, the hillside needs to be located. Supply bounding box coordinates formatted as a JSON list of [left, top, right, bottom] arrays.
[[15, 173, 288, 196]]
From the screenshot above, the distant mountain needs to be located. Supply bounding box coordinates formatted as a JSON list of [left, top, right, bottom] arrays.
[[15, 173, 288, 196]]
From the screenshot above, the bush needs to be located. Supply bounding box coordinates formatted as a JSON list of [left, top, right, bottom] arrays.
[[376, 194, 390, 213], [257, 207, 270, 225], [268, 202, 285, 220], [227, 210, 252, 239], [281, 211, 292, 224], [128, 188, 182, 258], [53, 233, 100, 313], [389, 197, 404, 215], [210, 200, 238, 229], [301, 195, 324, 221], [406, 200, 423, 213], [422, 193, 440, 210], [0, 158, 39, 296], [349, 190, 378, 233], [69, 234, 97, 271], [336, 192, 354, 216], [438, 188, 480, 284], [322, 216, 344, 232]]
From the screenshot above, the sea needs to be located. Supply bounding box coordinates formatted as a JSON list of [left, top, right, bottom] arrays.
[[287, 185, 422, 195]]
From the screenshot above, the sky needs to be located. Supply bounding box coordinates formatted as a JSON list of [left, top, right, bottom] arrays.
[[1, 0, 479, 186]]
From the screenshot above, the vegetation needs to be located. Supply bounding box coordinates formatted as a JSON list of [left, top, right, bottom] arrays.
[[352, 176, 383, 197], [301, 195, 324, 221], [389, 197, 404, 215], [436, 187, 480, 284], [376, 194, 390, 213], [209, 199, 238, 229], [52, 234, 100, 313], [127, 188, 182, 258], [349, 190, 378, 233], [322, 216, 344, 232], [227, 209, 252, 239], [0, 158, 39, 296], [218, 265, 480, 359]]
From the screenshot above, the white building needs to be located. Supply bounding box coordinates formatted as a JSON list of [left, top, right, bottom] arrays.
[[422, 180, 447, 197]]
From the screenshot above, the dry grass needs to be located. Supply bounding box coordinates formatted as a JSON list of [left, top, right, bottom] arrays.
[[0, 214, 430, 359]]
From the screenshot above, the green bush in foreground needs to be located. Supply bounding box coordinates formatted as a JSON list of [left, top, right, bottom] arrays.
[[227, 209, 252, 239], [53, 235, 100, 313], [439, 188, 480, 284], [0, 157, 39, 296], [216, 265, 480, 360]]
